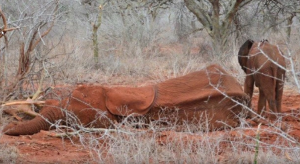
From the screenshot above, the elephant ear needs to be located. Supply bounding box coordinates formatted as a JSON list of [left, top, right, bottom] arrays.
[[238, 39, 254, 73], [105, 85, 156, 116]]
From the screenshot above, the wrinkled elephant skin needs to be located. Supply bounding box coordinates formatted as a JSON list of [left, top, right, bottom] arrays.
[[3, 64, 248, 136], [238, 39, 286, 117]]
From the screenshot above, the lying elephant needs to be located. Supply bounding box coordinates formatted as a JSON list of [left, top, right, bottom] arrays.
[[238, 39, 286, 117], [3, 64, 249, 136]]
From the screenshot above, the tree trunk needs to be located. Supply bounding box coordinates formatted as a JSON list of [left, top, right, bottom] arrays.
[[184, 0, 251, 57], [211, 38, 223, 57], [92, 25, 99, 65], [286, 14, 294, 43], [92, 5, 104, 66]]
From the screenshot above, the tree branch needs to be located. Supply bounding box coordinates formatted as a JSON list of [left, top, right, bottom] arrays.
[[184, 0, 211, 31], [225, 0, 252, 25]]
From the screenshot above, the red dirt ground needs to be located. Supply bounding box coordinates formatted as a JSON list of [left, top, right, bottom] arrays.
[[0, 89, 299, 164]]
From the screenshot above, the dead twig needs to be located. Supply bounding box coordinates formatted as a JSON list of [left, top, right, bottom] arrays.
[[1, 99, 45, 107], [40, 127, 133, 138], [2, 99, 46, 118]]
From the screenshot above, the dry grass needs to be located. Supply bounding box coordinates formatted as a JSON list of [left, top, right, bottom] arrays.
[[46, 112, 300, 164], [1, 1, 300, 163], [1, 30, 300, 163], [1, 32, 300, 162], [0, 144, 18, 164]]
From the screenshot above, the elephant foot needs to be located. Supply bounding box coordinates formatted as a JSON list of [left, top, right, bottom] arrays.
[[266, 113, 279, 120]]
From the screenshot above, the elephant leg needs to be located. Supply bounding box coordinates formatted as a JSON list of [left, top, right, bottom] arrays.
[[244, 75, 254, 108], [257, 89, 267, 117], [263, 84, 277, 119], [275, 75, 285, 113], [267, 98, 277, 120]]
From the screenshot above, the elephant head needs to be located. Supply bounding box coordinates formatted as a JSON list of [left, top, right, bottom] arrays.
[[3, 100, 65, 135], [238, 39, 286, 118], [3, 86, 120, 136], [238, 39, 254, 73]]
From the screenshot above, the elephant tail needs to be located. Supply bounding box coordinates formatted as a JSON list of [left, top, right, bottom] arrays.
[[272, 67, 277, 94], [3, 100, 65, 136]]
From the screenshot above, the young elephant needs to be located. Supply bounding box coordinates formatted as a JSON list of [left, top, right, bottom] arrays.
[[238, 39, 286, 117]]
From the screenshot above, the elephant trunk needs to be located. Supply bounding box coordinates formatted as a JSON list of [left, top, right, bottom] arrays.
[[3, 116, 53, 136], [3, 100, 65, 136]]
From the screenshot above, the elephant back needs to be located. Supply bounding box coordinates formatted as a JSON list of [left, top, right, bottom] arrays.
[[147, 64, 248, 129], [155, 64, 247, 108], [249, 41, 286, 69]]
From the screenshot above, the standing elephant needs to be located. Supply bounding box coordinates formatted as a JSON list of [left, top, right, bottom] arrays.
[[238, 39, 286, 118]]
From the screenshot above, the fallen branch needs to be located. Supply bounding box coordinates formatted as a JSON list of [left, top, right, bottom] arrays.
[[41, 127, 136, 138], [2, 99, 45, 107], [2, 99, 45, 119]]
